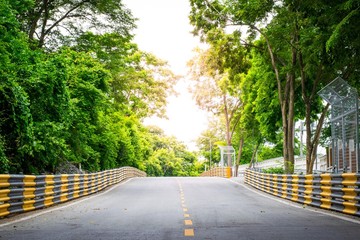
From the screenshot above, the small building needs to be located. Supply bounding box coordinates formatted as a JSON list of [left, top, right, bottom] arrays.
[[218, 145, 236, 167]]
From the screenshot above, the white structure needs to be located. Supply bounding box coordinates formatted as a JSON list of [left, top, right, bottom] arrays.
[[218, 146, 235, 167], [237, 154, 327, 174]]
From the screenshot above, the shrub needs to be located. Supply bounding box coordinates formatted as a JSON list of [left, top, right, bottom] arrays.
[[262, 167, 284, 174]]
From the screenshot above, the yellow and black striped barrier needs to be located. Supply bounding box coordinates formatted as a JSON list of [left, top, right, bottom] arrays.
[[200, 167, 232, 178], [244, 169, 360, 217], [0, 167, 146, 218]]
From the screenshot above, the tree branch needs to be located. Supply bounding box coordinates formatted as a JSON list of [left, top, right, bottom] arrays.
[[41, 0, 91, 46]]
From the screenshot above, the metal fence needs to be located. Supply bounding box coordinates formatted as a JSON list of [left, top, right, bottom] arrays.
[[245, 169, 360, 217], [0, 167, 146, 218], [318, 77, 360, 173], [237, 155, 328, 175]]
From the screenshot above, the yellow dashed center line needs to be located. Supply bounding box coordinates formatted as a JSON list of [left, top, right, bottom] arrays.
[[184, 229, 195, 237], [184, 219, 193, 225], [177, 180, 194, 237]]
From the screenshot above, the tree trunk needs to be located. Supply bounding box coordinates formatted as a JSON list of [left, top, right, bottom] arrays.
[[235, 138, 244, 176], [305, 104, 329, 173], [305, 99, 313, 173], [248, 143, 260, 169], [255, 25, 296, 174], [281, 98, 289, 171], [283, 44, 296, 174], [282, 87, 295, 174], [298, 45, 330, 174], [285, 73, 295, 173], [223, 94, 233, 167]]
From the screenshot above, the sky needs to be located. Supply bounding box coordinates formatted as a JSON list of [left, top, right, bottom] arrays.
[[123, 0, 209, 150]]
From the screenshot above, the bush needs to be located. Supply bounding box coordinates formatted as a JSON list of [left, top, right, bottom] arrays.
[[262, 167, 284, 174]]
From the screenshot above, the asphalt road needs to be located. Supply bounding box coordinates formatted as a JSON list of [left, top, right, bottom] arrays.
[[1, 177, 360, 240]]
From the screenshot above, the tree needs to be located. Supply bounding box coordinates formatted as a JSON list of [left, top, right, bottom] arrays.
[[188, 49, 236, 166], [324, 0, 360, 90], [0, 0, 200, 176], [19, 0, 135, 49], [234, 46, 275, 171], [74, 32, 179, 119], [189, 0, 344, 173], [144, 126, 199, 176], [0, 0, 36, 173], [187, 33, 248, 166], [189, 0, 297, 173]]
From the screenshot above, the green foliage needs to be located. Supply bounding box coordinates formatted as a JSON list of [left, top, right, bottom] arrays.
[[237, 142, 256, 165], [257, 145, 282, 162], [143, 126, 199, 177], [262, 167, 284, 174], [74, 32, 178, 119], [0, 136, 9, 173], [239, 47, 281, 144], [189, 0, 360, 175], [19, 0, 136, 49], [0, 1, 200, 175], [0, 0, 35, 173]]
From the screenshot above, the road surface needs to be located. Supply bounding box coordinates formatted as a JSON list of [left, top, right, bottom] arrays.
[[1, 177, 360, 239]]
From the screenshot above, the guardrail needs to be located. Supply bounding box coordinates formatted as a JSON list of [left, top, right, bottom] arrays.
[[245, 169, 360, 217], [200, 167, 232, 178], [0, 167, 146, 218]]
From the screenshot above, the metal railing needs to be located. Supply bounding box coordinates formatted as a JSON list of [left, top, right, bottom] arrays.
[[200, 167, 232, 178], [245, 169, 360, 217], [0, 167, 146, 218]]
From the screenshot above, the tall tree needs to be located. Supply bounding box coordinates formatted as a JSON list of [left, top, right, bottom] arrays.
[[74, 32, 179, 119], [188, 29, 249, 166], [0, 0, 197, 175], [0, 0, 36, 173], [189, 0, 346, 173], [189, 0, 296, 172], [19, 0, 135, 49], [324, 0, 360, 90], [188, 47, 240, 166]]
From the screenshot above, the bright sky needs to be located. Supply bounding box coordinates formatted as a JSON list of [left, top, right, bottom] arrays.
[[123, 0, 209, 150]]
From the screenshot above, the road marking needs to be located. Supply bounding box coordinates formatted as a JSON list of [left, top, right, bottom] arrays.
[[184, 229, 195, 237], [184, 219, 193, 225], [178, 179, 195, 237]]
